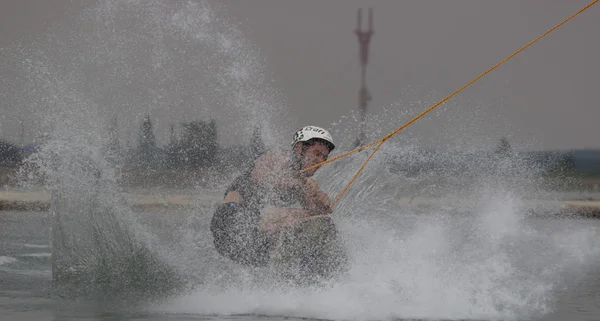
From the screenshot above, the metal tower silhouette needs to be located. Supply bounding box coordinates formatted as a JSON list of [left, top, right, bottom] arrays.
[[353, 8, 374, 148]]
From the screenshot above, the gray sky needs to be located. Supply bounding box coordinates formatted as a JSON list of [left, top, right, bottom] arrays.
[[0, 0, 598, 151]]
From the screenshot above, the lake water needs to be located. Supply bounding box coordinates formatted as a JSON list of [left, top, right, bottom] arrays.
[[2, 206, 600, 321]]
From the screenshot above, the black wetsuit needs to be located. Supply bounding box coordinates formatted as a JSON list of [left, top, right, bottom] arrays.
[[210, 155, 305, 267]]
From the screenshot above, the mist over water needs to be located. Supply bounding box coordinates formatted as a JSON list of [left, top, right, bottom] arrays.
[[13, 0, 292, 148], [157, 150, 600, 320], [7, 0, 600, 320], [13, 0, 296, 302]]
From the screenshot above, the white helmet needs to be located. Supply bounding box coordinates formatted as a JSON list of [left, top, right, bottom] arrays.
[[291, 126, 335, 151]]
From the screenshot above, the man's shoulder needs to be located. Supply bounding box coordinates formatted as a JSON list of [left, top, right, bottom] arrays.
[[251, 147, 294, 184], [256, 147, 289, 164]]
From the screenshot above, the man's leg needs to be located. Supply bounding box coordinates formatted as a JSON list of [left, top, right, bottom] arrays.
[[210, 203, 269, 267]]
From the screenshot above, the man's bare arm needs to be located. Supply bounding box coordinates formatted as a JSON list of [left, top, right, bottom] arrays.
[[259, 207, 311, 234], [301, 178, 332, 215], [250, 149, 300, 189], [223, 191, 243, 204]]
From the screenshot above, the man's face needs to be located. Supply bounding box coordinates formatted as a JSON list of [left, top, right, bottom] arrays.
[[299, 141, 330, 176]]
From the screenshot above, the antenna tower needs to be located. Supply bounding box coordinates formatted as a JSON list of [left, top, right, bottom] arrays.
[[353, 8, 374, 148]]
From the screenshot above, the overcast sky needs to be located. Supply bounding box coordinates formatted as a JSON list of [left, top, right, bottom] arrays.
[[0, 0, 598, 151]]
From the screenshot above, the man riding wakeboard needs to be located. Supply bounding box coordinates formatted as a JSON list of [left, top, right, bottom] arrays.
[[210, 125, 337, 268]]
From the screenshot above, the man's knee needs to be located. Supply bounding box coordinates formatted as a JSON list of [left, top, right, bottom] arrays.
[[210, 203, 237, 235], [211, 203, 258, 235], [210, 203, 267, 265]]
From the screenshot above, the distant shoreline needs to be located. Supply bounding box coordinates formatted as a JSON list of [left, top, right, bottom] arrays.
[[2, 189, 600, 219]]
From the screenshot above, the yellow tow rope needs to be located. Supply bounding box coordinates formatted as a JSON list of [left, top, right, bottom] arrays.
[[298, 0, 599, 210]]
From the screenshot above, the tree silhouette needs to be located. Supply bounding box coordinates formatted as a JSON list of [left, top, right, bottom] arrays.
[[177, 119, 218, 168], [494, 136, 512, 158], [139, 114, 156, 151], [138, 114, 156, 167]]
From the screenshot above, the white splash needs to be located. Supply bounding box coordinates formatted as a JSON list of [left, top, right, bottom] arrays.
[[0, 256, 18, 266]]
